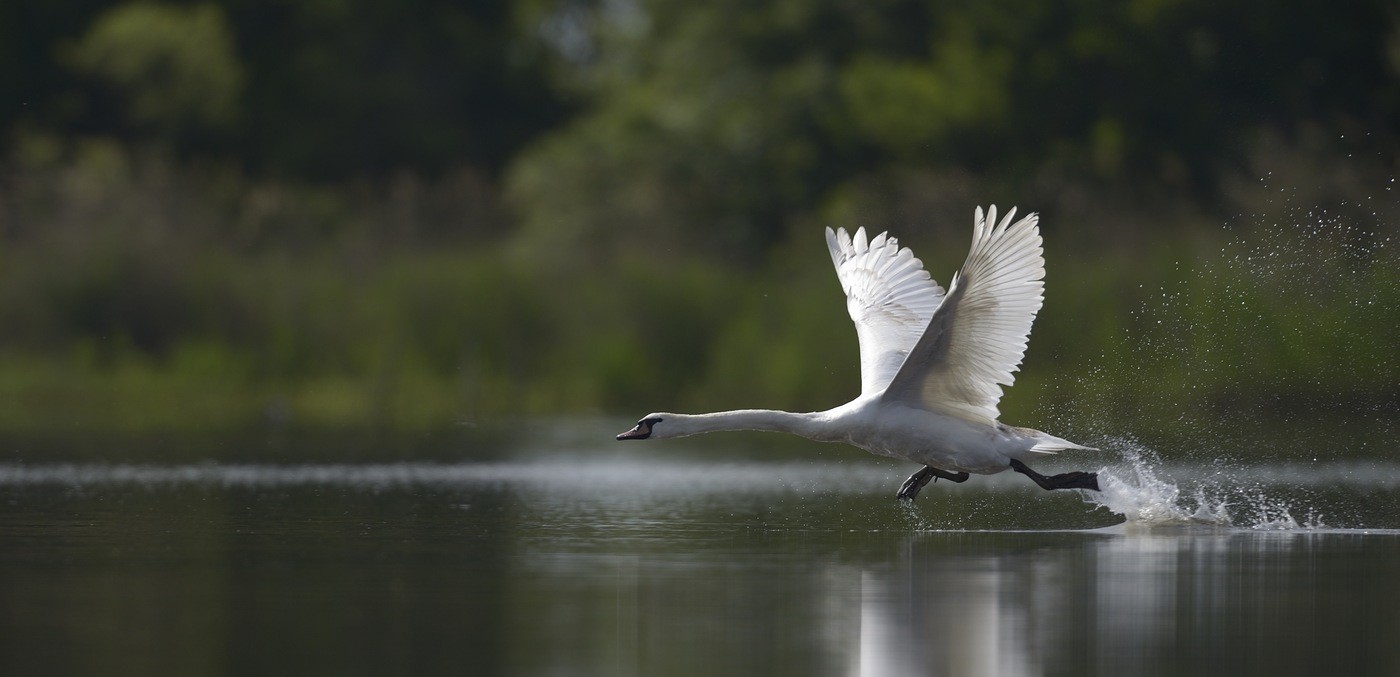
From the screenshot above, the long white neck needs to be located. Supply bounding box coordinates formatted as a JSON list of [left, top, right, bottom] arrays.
[[662, 409, 827, 440]]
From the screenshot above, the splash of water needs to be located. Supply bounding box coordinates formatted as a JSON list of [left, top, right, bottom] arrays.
[[1087, 441, 1229, 526], [1081, 437, 1327, 530], [1043, 190, 1400, 530]]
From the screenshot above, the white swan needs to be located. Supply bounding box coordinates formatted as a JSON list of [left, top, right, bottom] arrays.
[[617, 206, 1098, 499]]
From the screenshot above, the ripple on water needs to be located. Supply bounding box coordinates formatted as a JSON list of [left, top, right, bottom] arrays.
[[0, 452, 1394, 530]]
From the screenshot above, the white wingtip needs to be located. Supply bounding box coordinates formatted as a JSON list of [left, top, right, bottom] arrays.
[[825, 226, 841, 267]]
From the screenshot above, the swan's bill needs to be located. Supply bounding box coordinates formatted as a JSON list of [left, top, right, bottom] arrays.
[[617, 417, 662, 440]]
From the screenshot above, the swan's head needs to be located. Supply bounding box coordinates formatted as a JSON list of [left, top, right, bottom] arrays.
[[616, 414, 673, 440]]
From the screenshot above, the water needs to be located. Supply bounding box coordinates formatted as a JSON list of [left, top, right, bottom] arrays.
[[2, 427, 1399, 676]]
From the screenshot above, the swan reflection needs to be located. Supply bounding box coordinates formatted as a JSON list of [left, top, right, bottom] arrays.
[[852, 531, 1334, 676]]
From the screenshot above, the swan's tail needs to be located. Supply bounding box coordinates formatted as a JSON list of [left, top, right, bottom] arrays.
[[1027, 431, 1098, 454]]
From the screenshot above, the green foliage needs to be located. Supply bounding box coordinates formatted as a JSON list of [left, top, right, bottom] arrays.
[[64, 3, 244, 133], [1, 0, 1398, 444], [507, 0, 1399, 261], [0, 149, 1396, 436], [838, 35, 1010, 156], [2, 0, 566, 177]]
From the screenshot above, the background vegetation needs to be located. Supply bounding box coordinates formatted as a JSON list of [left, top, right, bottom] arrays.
[[1, 0, 1397, 450]]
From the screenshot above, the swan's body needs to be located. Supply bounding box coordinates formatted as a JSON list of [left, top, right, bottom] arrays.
[[618, 206, 1098, 497]]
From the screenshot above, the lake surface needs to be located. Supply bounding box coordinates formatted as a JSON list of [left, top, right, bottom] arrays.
[[2, 422, 1399, 676]]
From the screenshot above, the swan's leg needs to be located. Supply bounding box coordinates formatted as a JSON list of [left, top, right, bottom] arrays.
[[897, 466, 971, 501], [1009, 459, 1099, 491]]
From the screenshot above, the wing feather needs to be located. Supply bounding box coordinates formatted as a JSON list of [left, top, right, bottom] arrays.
[[825, 226, 946, 396], [880, 206, 1045, 424]]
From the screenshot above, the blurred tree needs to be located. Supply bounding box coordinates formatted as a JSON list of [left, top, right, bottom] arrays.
[[214, 0, 568, 178], [0, 2, 107, 123], [64, 3, 244, 137], [2, 0, 569, 179], [508, 0, 858, 264], [6, 0, 1393, 190], [0, 0, 1397, 430], [837, 33, 1011, 158], [507, 0, 1400, 264]]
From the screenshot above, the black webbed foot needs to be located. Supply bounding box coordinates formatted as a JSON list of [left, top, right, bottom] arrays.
[[897, 467, 934, 500], [1009, 458, 1100, 491], [896, 466, 971, 501]]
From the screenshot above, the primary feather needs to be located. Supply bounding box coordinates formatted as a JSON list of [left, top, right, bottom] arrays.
[[825, 226, 946, 396], [880, 206, 1045, 425]]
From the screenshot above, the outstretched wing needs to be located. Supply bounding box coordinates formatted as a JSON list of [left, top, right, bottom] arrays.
[[880, 206, 1045, 424], [825, 226, 946, 396]]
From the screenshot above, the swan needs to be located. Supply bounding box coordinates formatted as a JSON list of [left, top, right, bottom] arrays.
[[617, 206, 1099, 499]]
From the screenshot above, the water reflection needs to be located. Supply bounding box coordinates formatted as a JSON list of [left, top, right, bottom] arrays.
[[856, 535, 1081, 676], [846, 530, 1400, 676], [2, 455, 1400, 675]]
